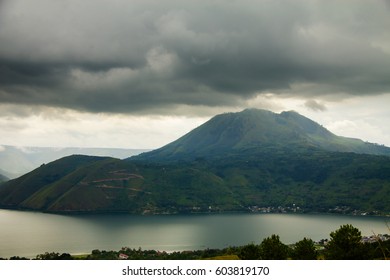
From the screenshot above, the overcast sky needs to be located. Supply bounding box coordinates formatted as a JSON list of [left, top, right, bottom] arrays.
[[1, 0, 390, 149]]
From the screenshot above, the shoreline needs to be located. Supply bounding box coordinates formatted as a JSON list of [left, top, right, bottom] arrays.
[[1, 206, 389, 218]]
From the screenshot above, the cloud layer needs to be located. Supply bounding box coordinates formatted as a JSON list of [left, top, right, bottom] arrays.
[[1, 0, 390, 115]]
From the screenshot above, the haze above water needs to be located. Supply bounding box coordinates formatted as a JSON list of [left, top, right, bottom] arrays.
[[0, 210, 389, 258]]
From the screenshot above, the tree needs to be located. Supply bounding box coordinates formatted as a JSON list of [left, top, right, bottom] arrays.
[[259, 234, 289, 260], [35, 252, 73, 260], [238, 243, 261, 260], [9, 256, 29, 260], [291, 237, 318, 260], [325, 224, 367, 260]]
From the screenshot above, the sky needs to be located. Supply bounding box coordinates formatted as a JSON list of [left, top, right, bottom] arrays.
[[1, 0, 390, 149]]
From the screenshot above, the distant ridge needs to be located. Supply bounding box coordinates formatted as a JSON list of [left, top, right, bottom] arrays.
[[134, 108, 390, 161], [0, 145, 150, 179]]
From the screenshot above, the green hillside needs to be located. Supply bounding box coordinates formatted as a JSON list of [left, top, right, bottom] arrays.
[[0, 155, 235, 213], [0, 145, 149, 179], [1, 109, 390, 214], [1, 148, 390, 214], [0, 155, 111, 208]]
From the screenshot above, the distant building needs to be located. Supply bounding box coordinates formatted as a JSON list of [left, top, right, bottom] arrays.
[[119, 253, 129, 260]]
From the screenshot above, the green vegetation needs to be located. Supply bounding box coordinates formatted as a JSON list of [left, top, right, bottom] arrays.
[[2, 225, 389, 260], [238, 243, 261, 260], [35, 252, 74, 260], [290, 238, 318, 260], [0, 155, 112, 208], [325, 224, 367, 259], [1, 109, 390, 214], [2, 149, 390, 214], [258, 234, 289, 260], [237, 235, 290, 260]]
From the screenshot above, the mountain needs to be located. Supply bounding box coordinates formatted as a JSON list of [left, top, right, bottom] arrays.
[[1, 109, 390, 214], [135, 109, 390, 161], [0, 155, 112, 209], [0, 145, 150, 179], [0, 173, 8, 183]]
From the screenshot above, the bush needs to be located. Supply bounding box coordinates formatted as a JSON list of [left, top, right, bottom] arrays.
[[238, 243, 261, 260]]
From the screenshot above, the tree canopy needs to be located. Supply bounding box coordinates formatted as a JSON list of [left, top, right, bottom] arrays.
[[291, 237, 318, 260], [259, 234, 289, 260], [325, 224, 367, 260]]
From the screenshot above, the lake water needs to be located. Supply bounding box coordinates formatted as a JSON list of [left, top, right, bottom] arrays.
[[0, 209, 389, 258]]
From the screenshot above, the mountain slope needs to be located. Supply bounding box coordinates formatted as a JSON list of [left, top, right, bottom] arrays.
[[0, 154, 235, 213], [134, 109, 390, 161], [0, 155, 111, 208], [0, 145, 150, 179], [1, 149, 390, 214], [1, 109, 390, 214], [0, 173, 8, 183]]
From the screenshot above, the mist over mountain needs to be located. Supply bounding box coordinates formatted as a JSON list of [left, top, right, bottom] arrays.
[[1, 109, 390, 214], [0, 145, 150, 179], [135, 109, 390, 161]]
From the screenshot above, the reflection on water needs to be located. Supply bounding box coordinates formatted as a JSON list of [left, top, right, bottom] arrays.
[[0, 209, 388, 258]]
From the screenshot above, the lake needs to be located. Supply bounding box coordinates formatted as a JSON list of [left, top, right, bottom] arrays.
[[0, 209, 389, 258]]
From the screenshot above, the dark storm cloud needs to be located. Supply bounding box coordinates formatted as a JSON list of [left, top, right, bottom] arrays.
[[1, 0, 390, 114]]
